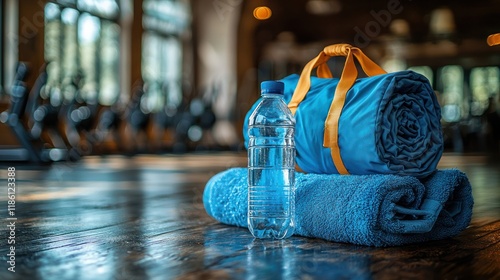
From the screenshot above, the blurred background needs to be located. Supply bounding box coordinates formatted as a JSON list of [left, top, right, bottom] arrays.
[[1, 0, 500, 163]]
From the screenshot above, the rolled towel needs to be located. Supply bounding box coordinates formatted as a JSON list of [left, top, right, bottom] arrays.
[[243, 71, 443, 178], [203, 168, 473, 247]]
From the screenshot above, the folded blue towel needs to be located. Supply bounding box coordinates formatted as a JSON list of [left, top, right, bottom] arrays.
[[203, 168, 473, 247]]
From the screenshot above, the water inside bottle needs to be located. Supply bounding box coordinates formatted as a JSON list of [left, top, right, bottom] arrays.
[[248, 125, 295, 239]]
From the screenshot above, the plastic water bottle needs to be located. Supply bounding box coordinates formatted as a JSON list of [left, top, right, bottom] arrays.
[[247, 81, 296, 239]]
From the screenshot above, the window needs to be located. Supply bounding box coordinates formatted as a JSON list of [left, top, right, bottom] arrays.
[[437, 65, 465, 122], [470, 67, 499, 116], [44, 0, 120, 106], [141, 33, 183, 113], [2, 0, 20, 97], [61, 7, 79, 102], [99, 20, 120, 105], [78, 12, 100, 103], [141, 0, 190, 113], [44, 2, 62, 101], [0, 2, 3, 95]]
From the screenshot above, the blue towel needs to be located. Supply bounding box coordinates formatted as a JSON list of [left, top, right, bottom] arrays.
[[243, 71, 443, 178], [203, 168, 473, 247]]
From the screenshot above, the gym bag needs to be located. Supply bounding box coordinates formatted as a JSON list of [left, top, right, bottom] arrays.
[[243, 44, 443, 178]]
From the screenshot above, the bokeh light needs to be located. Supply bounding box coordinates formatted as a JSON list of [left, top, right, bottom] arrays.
[[253, 6, 272, 20]]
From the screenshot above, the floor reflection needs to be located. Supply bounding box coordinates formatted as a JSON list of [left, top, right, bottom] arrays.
[[200, 225, 372, 280], [438, 158, 500, 218], [3, 166, 155, 279], [0, 153, 498, 279]]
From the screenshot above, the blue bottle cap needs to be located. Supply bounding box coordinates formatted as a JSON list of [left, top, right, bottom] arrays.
[[261, 81, 284, 94]]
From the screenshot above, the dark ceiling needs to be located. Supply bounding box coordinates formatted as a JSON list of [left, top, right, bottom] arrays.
[[250, 0, 500, 45]]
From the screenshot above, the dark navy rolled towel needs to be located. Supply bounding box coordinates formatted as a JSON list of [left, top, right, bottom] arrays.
[[203, 168, 473, 247]]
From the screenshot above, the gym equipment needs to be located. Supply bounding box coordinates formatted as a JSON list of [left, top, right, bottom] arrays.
[[181, 84, 218, 150], [0, 63, 42, 162], [0, 63, 70, 162], [27, 64, 79, 161], [122, 81, 153, 153], [63, 72, 100, 156], [92, 103, 125, 153]]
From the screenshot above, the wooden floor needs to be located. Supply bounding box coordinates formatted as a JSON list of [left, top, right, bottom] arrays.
[[0, 152, 499, 280]]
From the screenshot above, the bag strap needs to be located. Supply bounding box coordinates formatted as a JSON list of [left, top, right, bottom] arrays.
[[288, 44, 386, 174]]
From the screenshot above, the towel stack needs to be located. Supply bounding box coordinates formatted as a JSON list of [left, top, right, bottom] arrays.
[[203, 167, 473, 247]]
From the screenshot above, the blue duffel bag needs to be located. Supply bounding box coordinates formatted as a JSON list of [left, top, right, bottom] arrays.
[[243, 44, 443, 178]]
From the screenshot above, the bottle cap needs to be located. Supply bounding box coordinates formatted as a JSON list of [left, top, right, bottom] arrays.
[[261, 81, 284, 94]]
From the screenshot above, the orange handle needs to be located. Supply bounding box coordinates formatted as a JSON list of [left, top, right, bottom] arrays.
[[288, 44, 386, 174]]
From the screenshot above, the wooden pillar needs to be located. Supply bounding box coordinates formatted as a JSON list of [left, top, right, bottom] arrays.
[[119, 0, 134, 103], [17, 0, 48, 89], [235, 2, 260, 142], [130, 0, 143, 90], [192, 0, 242, 146]]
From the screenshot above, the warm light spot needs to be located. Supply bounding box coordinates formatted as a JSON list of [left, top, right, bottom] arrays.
[[253, 6, 272, 20], [487, 33, 500, 46]]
